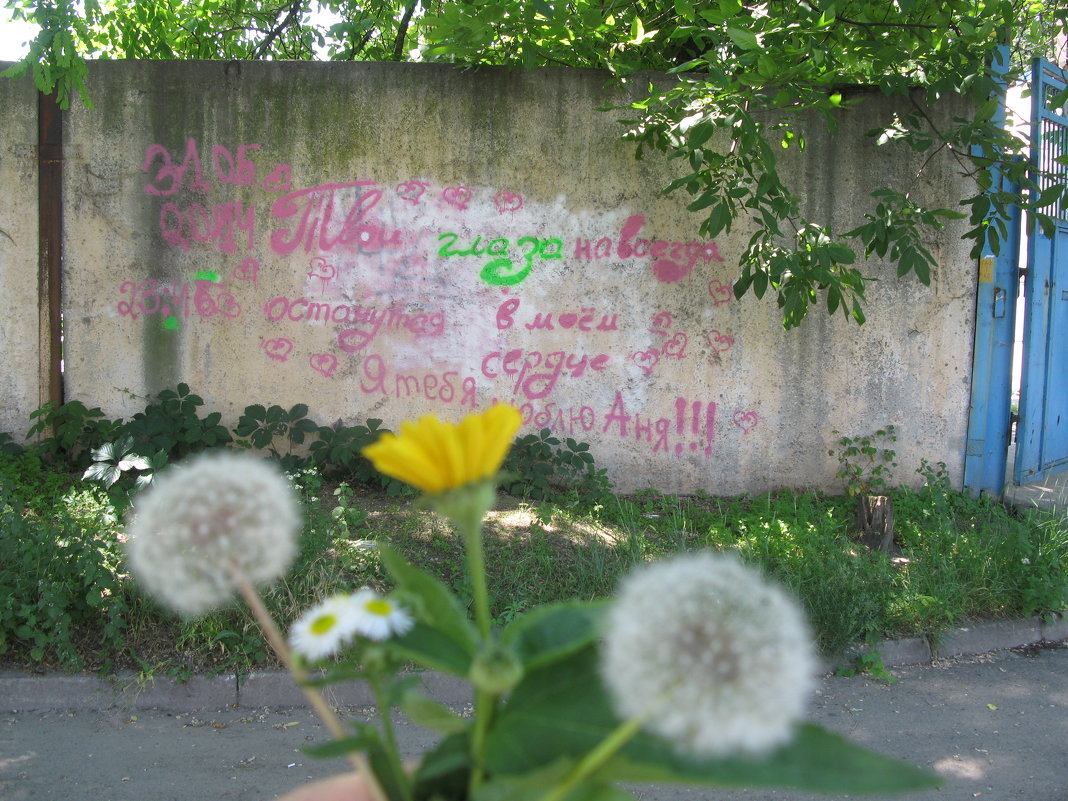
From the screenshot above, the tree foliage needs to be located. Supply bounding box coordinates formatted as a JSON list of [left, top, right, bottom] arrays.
[[4, 0, 1067, 327]]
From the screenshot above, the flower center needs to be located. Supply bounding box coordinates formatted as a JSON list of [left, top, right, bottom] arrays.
[[310, 613, 338, 635], [365, 599, 392, 617]]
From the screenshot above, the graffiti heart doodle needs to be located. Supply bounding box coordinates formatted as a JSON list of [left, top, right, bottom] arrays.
[[703, 329, 735, 354], [708, 279, 733, 306], [661, 332, 689, 359], [262, 337, 294, 362], [307, 257, 337, 295], [309, 353, 338, 378], [733, 410, 760, 434], [442, 185, 472, 210], [493, 190, 524, 214], [261, 164, 293, 192], [629, 349, 661, 374], [649, 311, 673, 336], [395, 180, 428, 204], [234, 257, 260, 283]]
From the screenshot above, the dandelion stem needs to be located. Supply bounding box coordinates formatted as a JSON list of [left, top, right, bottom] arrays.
[[535, 717, 643, 801], [231, 570, 388, 801]]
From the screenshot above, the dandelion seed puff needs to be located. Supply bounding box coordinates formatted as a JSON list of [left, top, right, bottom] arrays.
[[601, 551, 816, 758], [125, 452, 300, 616], [289, 595, 363, 661], [351, 588, 414, 641]]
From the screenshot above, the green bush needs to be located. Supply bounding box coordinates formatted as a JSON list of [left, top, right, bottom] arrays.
[[501, 427, 612, 503], [0, 454, 128, 669]]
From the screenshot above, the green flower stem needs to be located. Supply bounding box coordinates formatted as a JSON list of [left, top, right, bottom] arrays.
[[433, 481, 496, 639], [369, 673, 412, 801], [460, 504, 494, 796], [433, 481, 500, 796], [231, 570, 389, 801], [468, 688, 496, 796], [535, 717, 644, 801], [462, 511, 493, 639]]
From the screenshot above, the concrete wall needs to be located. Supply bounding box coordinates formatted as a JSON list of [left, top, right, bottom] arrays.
[[0, 69, 41, 440], [11, 61, 978, 494]]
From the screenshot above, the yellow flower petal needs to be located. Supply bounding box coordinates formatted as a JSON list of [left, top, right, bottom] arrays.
[[362, 405, 522, 495]]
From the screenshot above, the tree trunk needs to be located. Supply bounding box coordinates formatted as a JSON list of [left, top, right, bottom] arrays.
[[855, 495, 895, 554]]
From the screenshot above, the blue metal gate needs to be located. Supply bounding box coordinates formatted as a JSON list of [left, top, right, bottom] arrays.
[[1016, 58, 1068, 484]]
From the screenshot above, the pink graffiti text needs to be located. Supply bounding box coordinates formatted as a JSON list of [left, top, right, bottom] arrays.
[[495, 298, 618, 332], [517, 402, 597, 435], [481, 349, 609, 401], [602, 393, 716, 457], [263, 296, 444, 347], [270, 181, 407, 256], [574, 214, 725, 282], [143, 139, 290, 195], [118, 279, 240, 320], [159, 201, 256, 254], [360, 354, 477, 407]]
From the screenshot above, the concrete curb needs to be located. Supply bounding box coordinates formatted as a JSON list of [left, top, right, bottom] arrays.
[[4, 616, 1067, 712]]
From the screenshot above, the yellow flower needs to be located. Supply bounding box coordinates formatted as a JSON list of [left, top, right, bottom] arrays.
[[362, 405, 522, 495]]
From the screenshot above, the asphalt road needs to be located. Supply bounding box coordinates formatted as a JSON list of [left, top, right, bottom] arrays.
[[3, 644, 1067, 801]]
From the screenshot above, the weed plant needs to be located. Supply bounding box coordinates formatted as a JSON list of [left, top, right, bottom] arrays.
[[2, 391, 1067, 675]]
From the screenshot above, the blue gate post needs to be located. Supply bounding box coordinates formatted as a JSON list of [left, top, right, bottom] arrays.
[[964, 46, 1021, 497]]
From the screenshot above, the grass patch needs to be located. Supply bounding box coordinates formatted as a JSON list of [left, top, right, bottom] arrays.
[[2, 451, 1067, 675]]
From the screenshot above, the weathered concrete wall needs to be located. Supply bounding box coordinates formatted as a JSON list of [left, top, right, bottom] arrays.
[[38, 61, 977, 493], [0, 69, 41, 440]]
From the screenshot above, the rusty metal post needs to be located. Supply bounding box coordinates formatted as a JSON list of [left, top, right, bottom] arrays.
[[38, 90, 63, 408]]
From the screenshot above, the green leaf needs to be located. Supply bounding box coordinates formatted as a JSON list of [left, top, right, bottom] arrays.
[[476, 760, 638, 801], [389, 622, 476, 675], [412, 732, 472, 801], [399, 688, 469, 735], [725, 27, 759, 50], [82, 462, 120, 487], [378, 545, 479, 662], [500, 600, 606, 671], [485, 647, 937, 794]]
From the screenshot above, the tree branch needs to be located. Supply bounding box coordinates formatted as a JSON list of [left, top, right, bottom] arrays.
[[253, 0, 306, 60], [392, 0, 418, 61]]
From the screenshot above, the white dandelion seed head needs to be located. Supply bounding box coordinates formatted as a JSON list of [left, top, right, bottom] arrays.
[[351, 587, 414, 641], [125, 451, 301, 616], [289, 594, 363, 661], [601, 550, 817, 758]]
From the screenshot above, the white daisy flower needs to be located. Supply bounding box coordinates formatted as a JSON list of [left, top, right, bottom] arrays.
[[351, 587, 414, 641], [125, 452, 300, 616], [289, 595, 363, 661], [600, 551, 816, 758]]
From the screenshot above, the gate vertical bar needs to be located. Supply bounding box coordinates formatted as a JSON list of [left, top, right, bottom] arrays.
[[964, 46, 1019, 496], [38, 90, 63, 408], [1015, 57, 1068, 483]]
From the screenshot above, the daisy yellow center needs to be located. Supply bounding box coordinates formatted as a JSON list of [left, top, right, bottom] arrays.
[[310, 613, 338, 635], [365, 599, 393, 616]]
